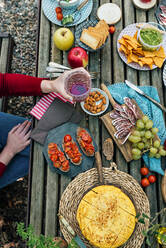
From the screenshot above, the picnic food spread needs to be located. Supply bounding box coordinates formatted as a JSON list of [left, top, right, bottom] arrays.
[[39, 0, 166, 247], [76, 185, 136, 248]]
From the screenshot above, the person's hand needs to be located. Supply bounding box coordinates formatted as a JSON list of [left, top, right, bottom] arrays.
[[40, 67, 87, 101], [6, 120, 31, 156], [0, 120, 31, 165]]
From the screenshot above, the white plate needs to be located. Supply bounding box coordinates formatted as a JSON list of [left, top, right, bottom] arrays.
[[80, 88, 109, 116], [117, 23, 166, 71]]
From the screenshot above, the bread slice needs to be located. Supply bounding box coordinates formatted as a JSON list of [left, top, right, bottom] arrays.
[[87, 27, 103, 47], [80, 30, 100, 50]]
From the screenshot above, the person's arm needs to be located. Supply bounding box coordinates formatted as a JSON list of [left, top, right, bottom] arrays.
[[0, 120, 31, 178], [0, 72, 73, 100]]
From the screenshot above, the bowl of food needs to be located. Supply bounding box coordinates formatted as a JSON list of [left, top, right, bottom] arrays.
[[137, 22, 165, 51], [57, 0, 80, 9], [80, 88, 109, 116]]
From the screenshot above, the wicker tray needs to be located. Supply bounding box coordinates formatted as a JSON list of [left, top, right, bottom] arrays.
[[59, 155, 150, 248]]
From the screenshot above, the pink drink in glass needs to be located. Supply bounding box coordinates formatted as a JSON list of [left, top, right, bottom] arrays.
[[64, 68, 91, 102]]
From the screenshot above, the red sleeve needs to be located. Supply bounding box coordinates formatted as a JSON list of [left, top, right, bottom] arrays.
[[0, 162, 6, 177], [0, 73, 44, 97]]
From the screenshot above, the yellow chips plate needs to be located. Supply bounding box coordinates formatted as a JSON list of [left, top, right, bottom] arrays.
[[118, 31, 165, 69]]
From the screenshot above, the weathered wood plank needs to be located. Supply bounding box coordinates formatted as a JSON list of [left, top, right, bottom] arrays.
[[111, 0, 128, 173], [30, 8, 51, 235], [148, 8, 166, 221], [100, 0, 112, 168], [44, 22, 61, 238], [136, 7, 158, 227]]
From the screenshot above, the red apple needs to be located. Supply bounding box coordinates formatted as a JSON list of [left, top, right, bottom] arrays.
[[68, 47, 88, 68]]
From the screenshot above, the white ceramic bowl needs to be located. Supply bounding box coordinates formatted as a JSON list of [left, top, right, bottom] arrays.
[[80, 88, 109, 116], [57, 0, 80, 9]]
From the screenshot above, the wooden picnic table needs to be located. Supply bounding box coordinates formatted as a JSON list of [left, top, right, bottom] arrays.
[[27, 0, 166, 247]]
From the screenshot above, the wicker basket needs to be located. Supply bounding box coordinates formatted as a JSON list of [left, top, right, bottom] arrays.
[[59, 161, 150, 248]]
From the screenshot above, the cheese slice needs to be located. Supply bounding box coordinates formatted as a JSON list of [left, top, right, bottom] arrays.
[[77, 185, 136, 248]]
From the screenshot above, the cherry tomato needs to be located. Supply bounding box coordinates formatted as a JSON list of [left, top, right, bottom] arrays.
[[72, 157, 81, 164], [141, 178, 150, 187], [57, 13, 63, 21], [109, 25, 116, 34], [64, 134, 72, 143], [53, 161, 61, 168], [140, 167, 149, 176], [148, 175, 157, 184], [55, 7, 62, 13], [62, 160, 70, 171]]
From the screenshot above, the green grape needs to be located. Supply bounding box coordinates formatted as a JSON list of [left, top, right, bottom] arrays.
[[144, 142, 150, 149], [149, 153, 155, 158], [136, 119, 145, 129], [150, 147, 158, 155], [155, 153, 161, 159], [133, 154, 141, 160], [159, 145, 164, 150], [152, 127, 159, 134], [137, 142, 145, 150], [159, 149, 166, 156], [129, 135, 141, 143], [145, 130, 152, 139], [145, 120, 153, 129], [140, 130, 145, 137], [132, 130, 141, 137], [153, 140, 160, 148], [151, 134, 154, 139], [132, 148, 141, 156], [142, 137, 148, 143], [132, 143, 138, 148], [142, 115, 149, 123]]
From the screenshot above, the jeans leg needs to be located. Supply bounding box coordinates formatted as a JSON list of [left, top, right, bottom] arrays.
[[0, 112, 31, 188]]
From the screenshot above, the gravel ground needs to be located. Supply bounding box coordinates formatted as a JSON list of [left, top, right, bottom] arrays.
[[0, 0, 38, 246]]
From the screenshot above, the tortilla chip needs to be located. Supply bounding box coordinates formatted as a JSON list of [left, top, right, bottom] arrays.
[[118, 38, 127, 46], [140, 57, 153, 64], [138, 61, 144, 67], [143, 50, 156, 58], [149, 63, 153, 69], [127, 54, 133, 64], [130, 54, 139, 63], [119, 44, 128, 54], [153, 57, 165, 68], [154, 46, 165, 58]]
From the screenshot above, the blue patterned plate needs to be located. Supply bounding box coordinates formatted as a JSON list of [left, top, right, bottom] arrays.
[[75, 19, 109, 52], [42, 0, 93, 27]]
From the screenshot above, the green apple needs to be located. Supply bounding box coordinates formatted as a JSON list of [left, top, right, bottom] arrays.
[[53, 28, 74, 51]]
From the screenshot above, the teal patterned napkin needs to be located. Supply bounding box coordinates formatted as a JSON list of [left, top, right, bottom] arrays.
[[108, 83, 166, 175]]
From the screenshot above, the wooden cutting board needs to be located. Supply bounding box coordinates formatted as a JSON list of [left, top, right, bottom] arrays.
[[100, 83, 159, 163]]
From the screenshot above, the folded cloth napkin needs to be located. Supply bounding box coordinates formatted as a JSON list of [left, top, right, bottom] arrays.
[[30, 98, 82, 145], [30, 92, 74, 120], [108, 83, 166, 175]]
